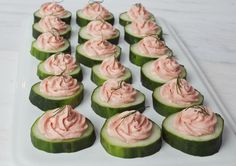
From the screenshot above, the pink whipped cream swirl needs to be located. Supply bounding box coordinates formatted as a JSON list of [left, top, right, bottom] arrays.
[[174, 106, 217, 136], [100, 57, 125, 78], [36, 31, 65, 50], [151, 55, 182, 80], [84, 39, 117, 57], [160, 79, 200, 106], [138, 36, 168, 55], [86, 20, 116, 39], [39, 2, 67, 17], [38, 105, 88, 140], [44, 53, 78, 75], [127, 3, 151, 21], [82, 2, 110, 19], [40, 75, 80, 97], [131, 19, 159, 36], [107, 111, 153, 143], [100, 79, 137, 106], [39, 15, 67, 32]]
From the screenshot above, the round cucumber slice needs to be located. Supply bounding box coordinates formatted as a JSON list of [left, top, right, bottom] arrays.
[[162, 113, 224, 156], [152, 87, 204, 117], [100, 118, 162, 158], [129, 43, 173, 66], [31, 117, 96, 153], [33, 10, 72, 24], [32, 22, 71, 39], [75, 44, 121, 67], [78, 26, 120, 45], [141, 61, 187, 90], [124, 24, 163, 45], [29, 82, 84, 111], [76, 9, 114, 27], [30, 40, 71, 61], [119, 12, 156, 26], [91, 65, 132, 86], [37, 61, 83, 81], [91, 87, 145, 118]]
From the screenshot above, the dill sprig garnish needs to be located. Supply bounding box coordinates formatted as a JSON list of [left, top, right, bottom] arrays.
[[120, 110, 137, 120], [51, 105, 66, 118], [175, 77, 183, 95], [107, 80, 124, 102], [185, 105, 210, 116], [88, 0, 104, 4]]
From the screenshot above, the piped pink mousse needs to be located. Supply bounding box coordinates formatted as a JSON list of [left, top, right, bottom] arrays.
[[38, 105, 88, 140]]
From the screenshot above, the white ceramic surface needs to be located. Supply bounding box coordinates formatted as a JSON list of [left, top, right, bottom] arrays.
[[10, 14, 236, 166], [1, 0, 236, 165]]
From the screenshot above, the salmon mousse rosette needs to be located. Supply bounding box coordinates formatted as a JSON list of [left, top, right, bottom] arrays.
[[76, 38, 121, 67], [33, 15, 71, 39], [100, 110, 162, 158], [152, 78, 204, 116], [91, 79, 145, 118], [162, 106, 224, 156], [34, 2, 72, 24], [91, 57, 132, 85], [31, 30, 71, 61], [30, 105, 96, 153], [29, 75, 84, 110], [119, 3, 156, 26], [37, 52, 83, 81], [76, 1, 114, 27], [129, 36, 173, 66], [78, 20, 120, 45], [141, 55, 187, 90], [125, 19, 162, 44]]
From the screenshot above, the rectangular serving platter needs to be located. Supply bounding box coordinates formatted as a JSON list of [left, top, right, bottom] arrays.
[[12, 5, 236, 166]]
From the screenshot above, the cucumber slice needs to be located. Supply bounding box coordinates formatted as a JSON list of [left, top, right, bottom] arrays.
[[152, 87, 204, 117], [78, 26, 120, 45], [129, 43, 173, 66], [76, 9, 114, 27], [162, 113, 224, 156], [29, 82, 84, 111], [37, 61, 83, 81], [91, 65, 132, 86], [30, 40, 71, 61], [124, 24, 163, 45], [31, 117, 96, 153], [141, 61, 187, 90], [100, 118, 162, 158], [76, 44, 121, 67], [32, 23, 71, 39], [91, 87, 145, 118], [33, 10, 72, 24], [119, 12, 156, 26]]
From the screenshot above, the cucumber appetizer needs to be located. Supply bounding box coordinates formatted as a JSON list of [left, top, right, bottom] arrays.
[[91, 57, 132, 86], [76, 39, 121, 67], [31, 30, 71, 61], [162, 106, 224, 156], [125, 19, 162, 45], [33, 15, 71, 39], [31, 105, 96, 153], [91, 79, 145, 118], [141, 55, 187, 90], [76, 1, 114, 27], [152, 78, 204, 117], [37, 53, 83, 81], [78, 20, 120, 45], [34, 2, 72, 24], [100, 110, 162, 158], [119, 3, 155, 26], [29, 75, 84, 111], [130, 36, 173, 66]]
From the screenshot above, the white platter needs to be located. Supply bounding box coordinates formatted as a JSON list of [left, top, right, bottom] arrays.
[[12, 6, 236, 166]]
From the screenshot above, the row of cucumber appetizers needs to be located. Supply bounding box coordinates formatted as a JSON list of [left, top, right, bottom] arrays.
[[28, 1, 224, 158]]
